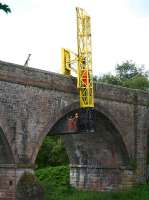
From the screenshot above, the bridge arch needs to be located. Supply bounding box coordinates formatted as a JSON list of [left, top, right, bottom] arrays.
[[40, 100, 125, 138], [33, 100, 131, 191], [33, 100, 130, 166]]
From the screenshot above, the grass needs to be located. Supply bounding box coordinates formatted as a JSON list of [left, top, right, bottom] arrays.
[[35, 166, 149, 200]]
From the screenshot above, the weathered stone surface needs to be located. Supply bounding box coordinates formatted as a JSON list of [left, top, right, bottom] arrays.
[[0, 60, 149, 198], [70, 166, 136, 191], [0, 166, 16, 200]]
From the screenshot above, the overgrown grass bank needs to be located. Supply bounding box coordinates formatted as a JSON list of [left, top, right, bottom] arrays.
[[35, 166, 149, 200]]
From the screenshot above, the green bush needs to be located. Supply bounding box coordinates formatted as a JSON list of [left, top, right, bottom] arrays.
[[35, 136, 69, 168], [35, 165, 69, 187], [16, 172, 44, 200], [35, 166, 70, 200]]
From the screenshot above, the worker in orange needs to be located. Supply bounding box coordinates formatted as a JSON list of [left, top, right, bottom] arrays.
[[68, 116, 75, 132]]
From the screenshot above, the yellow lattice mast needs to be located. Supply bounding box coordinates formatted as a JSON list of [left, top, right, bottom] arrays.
[[76, 7, 94, 108], [61, 7, 94, 109]]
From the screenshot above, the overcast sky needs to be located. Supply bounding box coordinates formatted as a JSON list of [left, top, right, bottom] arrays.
[[1, 0, 149, 75]]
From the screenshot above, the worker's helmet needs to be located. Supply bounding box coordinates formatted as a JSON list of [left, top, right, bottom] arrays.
[[75, 113, 79, 118]]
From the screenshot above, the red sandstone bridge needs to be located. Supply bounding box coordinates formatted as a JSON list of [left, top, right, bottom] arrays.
[[0, 60, 149, 199]]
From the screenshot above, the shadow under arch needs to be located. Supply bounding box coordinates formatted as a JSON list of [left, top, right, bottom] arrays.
[[48, 100, 126, 140], [0, 127, 14, 164]]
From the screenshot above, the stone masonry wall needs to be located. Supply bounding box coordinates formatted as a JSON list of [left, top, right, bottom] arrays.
[[0, 166, 16, 200]]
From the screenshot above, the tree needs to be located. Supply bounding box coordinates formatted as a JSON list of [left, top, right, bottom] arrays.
[[116, 61, 149, 80], [35, 136, 69, 169], [123, 75, 149, 90], [116, 60, 139, 80], [98, 73, 121, 85], [0, 2, 11, 14], [97, 60, 149, 91], [16, 173, 44, 200]]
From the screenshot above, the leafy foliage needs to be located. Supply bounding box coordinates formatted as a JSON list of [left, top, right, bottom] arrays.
[[35, 136, 69, 168], [16, 172, 44, 200], [35, 166, 70, 200], [0, 3, 11, 14], [36, 166, 69, 187], [98, 73, 121, 85], [116, 60, 140, 80], [123, 75, 149, 90], [97, 60, 149, 91]]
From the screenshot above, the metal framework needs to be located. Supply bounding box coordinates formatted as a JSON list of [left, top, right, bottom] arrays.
[[61, 7, 94, 108], [61, 48, 71, 75]]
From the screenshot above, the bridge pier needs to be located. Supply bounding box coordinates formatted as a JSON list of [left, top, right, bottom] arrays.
[[0, 165, 16, 200], [70, 165, 136, 191], [0, 165, 34, 200]]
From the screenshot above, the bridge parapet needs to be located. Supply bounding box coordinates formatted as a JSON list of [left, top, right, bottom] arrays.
[[0, 60, 149, 106]]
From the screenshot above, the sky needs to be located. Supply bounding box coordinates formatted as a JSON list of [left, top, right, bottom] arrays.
[[1, 0, 149, 75]]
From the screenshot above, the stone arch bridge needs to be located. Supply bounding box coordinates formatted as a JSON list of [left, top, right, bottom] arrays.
[[0, 60, 149, 199]]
